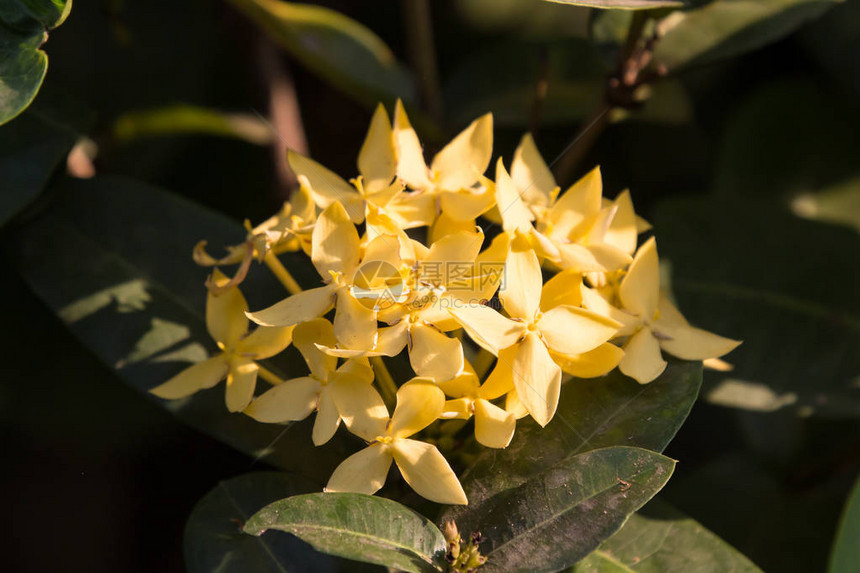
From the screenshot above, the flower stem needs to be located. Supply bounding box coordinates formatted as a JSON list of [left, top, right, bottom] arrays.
[[371, 356, 398, 408], [264, 251, 302, 295], [257, 364, 284, 385]]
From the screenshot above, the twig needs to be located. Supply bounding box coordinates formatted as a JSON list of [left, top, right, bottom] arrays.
[[403, 0, 443, 122]]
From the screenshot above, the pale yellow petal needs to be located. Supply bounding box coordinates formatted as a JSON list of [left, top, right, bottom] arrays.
[[246, 285, 336, 327], [424, 229, 484, 269], [540, 269, 583, 311], [391, 439, 468, 505], [293, 318, 337, 380], [288, 150, 364, 222], [325, 444, 393, 495], [408, 323, 464, 381], [604, 190, 638, 255], [206, 269, 249, 345], [510, 331, 561, 427], [385, 190, 436, 229], [505, 388, 530, 420], [553, 342, 625, 379], [481, 345, 516, 400], [431, 113, 492, 191], [437, 368, 480, 399], [150, 355, 228, 399], [555, 242, 609, 273], [334, 290, 378, 350], [619, 327, 667, 384], [538, 305, 620, 356], [581, 285, 640, 336], [656, 322, 741, 361], [586, 242, 633, 273], [619, 237, 659, 319], [441, 397, 473, 420], [237, 325, 294, 359], [329, 374, 389, 442], [392, 100, 431, 189], [427, 211, 473, 245], [511, 133, 555, 210], [656, 296, 689, 328], [244, 376, 320, 422], [500, 245, 542, 320], [448, 302, 525, 355], [547, 166, 602, 240], [474, 399, 516, 448], [495, 158, 534, 234], [335, 357, 375, 383], [440, 186, 495, 221], [389, 379, 445, 439], [358, 103, 396, 193], [312, 202, 361, 278], [313, 387, 341, 445], [225, 359, 259, 413]]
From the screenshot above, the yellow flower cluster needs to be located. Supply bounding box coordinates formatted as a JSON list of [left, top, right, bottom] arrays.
[[151, 101, 740, 506]]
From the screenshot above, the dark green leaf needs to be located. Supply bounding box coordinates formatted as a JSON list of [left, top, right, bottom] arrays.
[[800, 0, 860, 95], [0, 0, 71, 125], [244, 492, 447, 573], [112, 105, 275, 145], [571, 499, 763, 572], [653, 196, 860, 417], [226, 0, 414, 107], [543, 0, 683, 9], [829, 475, 860, 573], [185, 472, 338, 573], [4, 175, 353, 483], [445, 447, 675, 573], [450, 360, 700, 509], [0, 112, 76, 226], [654, 0, 842, 72]]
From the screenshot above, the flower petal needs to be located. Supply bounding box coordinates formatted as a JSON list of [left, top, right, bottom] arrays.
[[334, 290, 378, 350], [440, 187, 495, 221], [505, 389, 530, 420], [246, 284, 336, 327], [292, 318, 338, 380], [206, 269, 249, 345], [431, 113, 492, 191], [474, 399, 516, 448], [312, 202, 361, 279], [538, 305, 620, 356], [437, 368, 480, 399], [540, 268, 583, 311], [500, 244, 542, 320], [326, 444, 393, 495], [553, 342, 625, 379], [150, 355, 228, 399], [441, 398, 473, 419], [511, 133, 555, 210], [237, 325, 294, 359], [481, 344, 516, 400], [546, 166, 602, 240], [389, 379, 445, 439], [225, 359, 259, 413], [619, 236, 659, 319], [313, 387, 342, 445], [656, 322, 741, 361], [392, 439, 468, 505], [244, 376, 320, 423], [288, 150, 364, 222], [393, 100, 431, 189], [494, 158, 534, 234], [409, 323, 464, 381], [619, 327, 667, 384], [448, 302, 525, 355], [329, 374, 389, 442], [510, 331, 561, 427], [603, 190, 638, 255], [358, 103, 396, 193], [423, 229, 484, 271]]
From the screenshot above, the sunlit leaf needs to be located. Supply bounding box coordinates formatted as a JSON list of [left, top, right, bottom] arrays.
[[830, 475, 860, 573], [112, 105, 275, 145], [244, 492, 447, 573]]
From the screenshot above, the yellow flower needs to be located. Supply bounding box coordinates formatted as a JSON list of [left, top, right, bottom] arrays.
[[439, 364, 516, 448], [244, 319, 384, 445], [615, 237, 741, 383], [393, 101, 495, 224], [325, 379, 467, 505], [150, 270, 294, 412], [450, 243, 620, 426]]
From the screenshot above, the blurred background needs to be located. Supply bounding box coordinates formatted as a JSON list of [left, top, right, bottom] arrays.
[[2, 0, 858, 571]]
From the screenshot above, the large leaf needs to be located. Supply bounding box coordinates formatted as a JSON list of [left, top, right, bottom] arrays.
[[653, 196, 860, 417], [543, 0, 683, 9], [0, 112, 76, 226], [654, 0, 842, 72], [830, 475, 860, 573], [0, 0, 72, 125], [244, 492, 447, 573], [444, 447, 675, 573], [449, 360, 700, 509], [185, 472, 338, 573], [571, 499, 763, 572], [4, 175, 354, 484], [226, 0, 414, 106]]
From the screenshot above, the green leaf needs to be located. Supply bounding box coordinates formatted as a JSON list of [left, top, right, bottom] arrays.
[[450, 360, 700, 509], [444, 447, 675, 573], [0, 0, 72, 125], [543, 0, 683, 9], [654, 0, 843, 72], [112, 105, 275, 145], [571, 499, 763, 572], [4, 175, 354, 483], [830, 475, 860, 573], [244, 492, 447, 573], [0, 112, 76, 226], [653, 196, 860, 417], [185, 472, 339, 573], [226, 0, 414, 106]]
